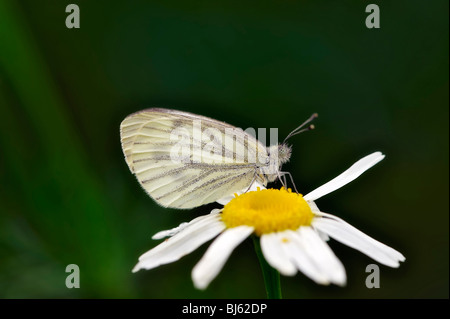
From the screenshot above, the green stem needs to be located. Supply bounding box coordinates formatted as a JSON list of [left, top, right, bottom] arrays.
[[252, 235, 282, 299]]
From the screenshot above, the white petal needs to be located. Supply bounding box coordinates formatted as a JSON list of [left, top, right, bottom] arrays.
[[209, 208, 222, 215], [192, 226, 254, 290], [152, 208, 222, 240], [316, 228, 330, 242], [133, 214, 225, 272], [306, 200, 321, 214], [216, 181, 266, 205], [280, 230, 333, 285], [313, 212, 405, 267], [305, 201, 329, 241], [304, 152, 385, 201], [297, 227, 347, 286], [260, 233, 297, 276], [143, 213, 220, 258], [152, 222, 189, 240]]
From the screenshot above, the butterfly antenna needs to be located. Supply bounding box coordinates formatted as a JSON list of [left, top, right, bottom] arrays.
[[283, 113, 318, 144]]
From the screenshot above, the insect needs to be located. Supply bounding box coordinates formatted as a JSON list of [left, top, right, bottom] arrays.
[[120, 108, 317, 209]]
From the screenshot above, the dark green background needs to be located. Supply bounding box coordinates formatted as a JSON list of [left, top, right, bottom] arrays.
[[0, 0, 448, 298]]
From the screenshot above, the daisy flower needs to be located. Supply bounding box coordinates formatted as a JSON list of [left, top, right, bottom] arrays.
[[132, 152, 405, 291]]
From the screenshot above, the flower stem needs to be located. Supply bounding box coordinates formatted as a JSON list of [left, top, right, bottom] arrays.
[[252, 235, 282, 299]]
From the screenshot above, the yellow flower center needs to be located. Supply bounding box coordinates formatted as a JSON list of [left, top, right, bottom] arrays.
[[221, 188, 314, 236]]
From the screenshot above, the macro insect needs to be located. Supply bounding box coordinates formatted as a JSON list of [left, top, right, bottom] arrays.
[[120, 108, 316, 209]]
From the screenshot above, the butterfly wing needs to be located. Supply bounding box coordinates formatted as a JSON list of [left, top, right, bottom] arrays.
[[120, 108, 268, 209]]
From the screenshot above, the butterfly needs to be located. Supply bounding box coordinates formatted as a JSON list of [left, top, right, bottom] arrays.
[[120, 108, 316, 209]]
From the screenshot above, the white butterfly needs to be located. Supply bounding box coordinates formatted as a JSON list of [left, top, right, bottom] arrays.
[[120, 108, 316, 209]]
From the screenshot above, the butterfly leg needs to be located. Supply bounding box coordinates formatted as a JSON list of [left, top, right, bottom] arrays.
[[276, 170, 287, 188], [279, 171, 299, 194], [244, 173, 258, 193]]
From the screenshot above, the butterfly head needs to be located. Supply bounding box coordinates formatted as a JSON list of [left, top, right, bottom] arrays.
[[278, 143, 292, 165], [267, 144, 292, 167], [263, 144, 292, 183]]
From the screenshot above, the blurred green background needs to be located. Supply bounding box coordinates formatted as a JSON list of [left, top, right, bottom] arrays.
[[0, 0, 448, 298]]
